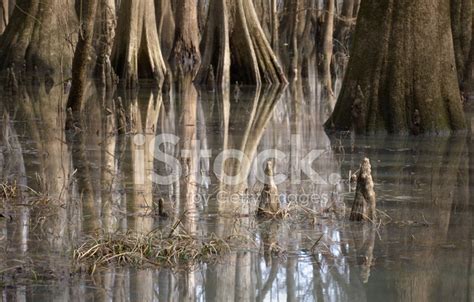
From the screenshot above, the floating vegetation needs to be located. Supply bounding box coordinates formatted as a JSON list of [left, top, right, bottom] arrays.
[[73, 231, 249, 273]]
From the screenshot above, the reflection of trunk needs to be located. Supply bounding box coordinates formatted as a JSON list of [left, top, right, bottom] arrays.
[[126, 89, 162, 233], [112, 0, 167, 88], [235, 251, 254, 301], [326, 0, 466, 134], [367, 137, 467, 300], [17, 86, 70, 250], [220, 85, 284, 214], [126, 89, 160, 302], [197, 0, 287, 86], [177, 79, 198, 232], [0, 0, 76, 77], [67, 85, 105, 235], [352, 224, 376, 283], [99, 89, 118, 233]]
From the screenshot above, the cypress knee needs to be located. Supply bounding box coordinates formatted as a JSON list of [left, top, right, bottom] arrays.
[[350, 158, 376, 221], [257, 161, 280, 217]]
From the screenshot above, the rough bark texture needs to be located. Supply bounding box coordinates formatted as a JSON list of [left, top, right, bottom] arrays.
[[325, 0, 466, 135], [155, 0, 175, 59], [111, 0, 167, 88], [320, 0, 335, 107], [94, 0, 116, 88], [0, 0, 76, 78], [66, 0, 98, 121], [451, 0, 472, 87], [171, 0, 201, 79], [256, 161, 280, 216], [197, 0, 287, 86], [335, 0, 355, 49], [350, 158, 376, 221]]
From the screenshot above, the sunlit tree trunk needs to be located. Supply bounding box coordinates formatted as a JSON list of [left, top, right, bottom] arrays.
[[0, 0, 13, 34], [112, 0, 167, 88], [155, 0, 175, 59], [326, 0, 466, 135], [0, 0, 77, 79], [197, 0, 287, 86]]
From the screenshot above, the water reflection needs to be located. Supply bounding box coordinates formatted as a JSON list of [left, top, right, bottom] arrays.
[[0, 81, 472, 301]]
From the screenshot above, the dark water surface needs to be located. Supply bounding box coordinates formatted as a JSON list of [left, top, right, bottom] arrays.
[[0, 81, 472, 301]]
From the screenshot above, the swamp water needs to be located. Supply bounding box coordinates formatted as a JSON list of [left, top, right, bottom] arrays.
[[0, 81, 472, 301]]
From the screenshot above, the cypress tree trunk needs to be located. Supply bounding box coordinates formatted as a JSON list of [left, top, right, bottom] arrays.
[[320, 0, 335, 108], [0, 0, 11, 34], [66, 0, 98, 122], [111, 0, 167, 88], [155, 0, 175, 59], [170, 0, 201, 79], [451, 0, 472, 87], [0, 0, 77, 79], [325, 0, 466, 135], [197, 0, 287, 87], [94, 0, 116, 89]]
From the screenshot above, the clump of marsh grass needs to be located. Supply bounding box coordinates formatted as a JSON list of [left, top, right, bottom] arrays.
[[0, 181, 18, 199], [73, 231, 244, 273]]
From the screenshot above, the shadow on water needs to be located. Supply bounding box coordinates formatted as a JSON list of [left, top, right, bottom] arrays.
[[0, 79, 472, 301]]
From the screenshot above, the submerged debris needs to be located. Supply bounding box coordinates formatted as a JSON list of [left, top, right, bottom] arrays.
[[350, 158, 376, 221]]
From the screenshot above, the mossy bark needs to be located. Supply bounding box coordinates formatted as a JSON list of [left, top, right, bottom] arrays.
[[0, 0, 77, 78], [325, 0, 467, 135], [197, 0, 287, 87], [111, 0, 167, 88]]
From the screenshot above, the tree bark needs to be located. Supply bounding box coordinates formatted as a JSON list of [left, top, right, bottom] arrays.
[[320, 0, 335, 108], [451, 0, 472, 87], [0, 0, 10, 34], [111, 0, 167, 88], [155, 0, 175, 59], [66, 0, 98, 123], [350, 158, 376, 221], [197, 0, 287, 87], [94, 0, 116, 89], [0, 0, 77, 79], [170, 0, 201, 80], [325, 0, 466, 135]]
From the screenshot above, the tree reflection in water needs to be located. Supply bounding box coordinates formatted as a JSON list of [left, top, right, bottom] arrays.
[[0, 81, 471, 301]]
